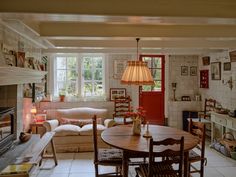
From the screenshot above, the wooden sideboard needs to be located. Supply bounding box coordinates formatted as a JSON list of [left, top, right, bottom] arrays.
[[211, 112, 236, 142]]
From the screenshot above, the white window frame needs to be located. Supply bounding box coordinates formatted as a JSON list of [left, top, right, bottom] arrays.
[[54, 54, 79, 97], [52, 53, 106, 101], [81, 53, 105, 98]]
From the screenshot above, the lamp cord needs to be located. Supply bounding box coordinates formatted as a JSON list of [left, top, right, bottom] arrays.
[[136, 38, 140, 61]]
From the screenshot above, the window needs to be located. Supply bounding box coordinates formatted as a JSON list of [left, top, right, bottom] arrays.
[[81, 55, 104, 97], [142, 56, 162, 91], [55, 56, 78, 96], [54, 54, 105, 99]]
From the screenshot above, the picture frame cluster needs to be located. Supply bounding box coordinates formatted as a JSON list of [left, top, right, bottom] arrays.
[[181, 66, 197, 76]]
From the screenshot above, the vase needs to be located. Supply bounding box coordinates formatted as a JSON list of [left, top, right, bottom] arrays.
[[132, 117, 141, 135]]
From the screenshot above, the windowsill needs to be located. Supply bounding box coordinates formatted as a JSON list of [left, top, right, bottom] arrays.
[[50, 96, 108, 102]]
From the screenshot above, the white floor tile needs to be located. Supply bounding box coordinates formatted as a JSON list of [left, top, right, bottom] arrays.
[[32, 143, 236, 177]]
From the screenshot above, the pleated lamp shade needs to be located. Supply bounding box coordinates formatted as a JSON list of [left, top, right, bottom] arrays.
[[121, 61, 154, 85]]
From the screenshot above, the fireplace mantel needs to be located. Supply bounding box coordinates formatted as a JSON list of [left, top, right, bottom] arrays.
[[0, 66, 47, 85]]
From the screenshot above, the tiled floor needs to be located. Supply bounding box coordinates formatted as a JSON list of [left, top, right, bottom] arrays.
[[32, 143, 236, 177]]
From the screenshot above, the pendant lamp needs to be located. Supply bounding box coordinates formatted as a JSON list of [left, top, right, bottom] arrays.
[[121, 38, 154, 85]]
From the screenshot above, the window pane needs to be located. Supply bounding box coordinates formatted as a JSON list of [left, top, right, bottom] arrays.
[[67, 70, 77, 81], [142, 85, 151, 91], [67, 81, 76, 95], [153, 81, 162, 91], [67, 57, 77, 69], [152, 69, 161, 80], [94, 69, 102, 80], [83, 57, 92, 70], [58, 82, 66, 92], [94, 82, 103, 95], [84, 82, 93, 96], [153, 57, 162, 68], [57, 57, 66, 69], [143, 57, 152, 68], [84, 70, 92, 80], [94, 57, 103, 68], [57, 70, 66, 81]]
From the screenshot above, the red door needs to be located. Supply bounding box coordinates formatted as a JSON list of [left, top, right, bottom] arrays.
[[139, 55, 165, 125]]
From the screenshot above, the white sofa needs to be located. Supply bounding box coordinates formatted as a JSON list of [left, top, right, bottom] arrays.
[[43, 107, 116, 152]]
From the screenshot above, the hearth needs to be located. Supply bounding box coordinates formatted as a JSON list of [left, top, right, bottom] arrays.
[[0, 107, 16, 156]]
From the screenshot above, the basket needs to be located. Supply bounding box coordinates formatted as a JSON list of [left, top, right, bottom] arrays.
[[219, 132, 236, 155]]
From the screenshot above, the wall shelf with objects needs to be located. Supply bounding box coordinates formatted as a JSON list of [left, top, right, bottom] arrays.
[[0, 66, 47, 86], [200, 70, 209, 88]]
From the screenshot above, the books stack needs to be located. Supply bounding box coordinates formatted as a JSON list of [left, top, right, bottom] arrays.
[[0, 163, 34, 177]]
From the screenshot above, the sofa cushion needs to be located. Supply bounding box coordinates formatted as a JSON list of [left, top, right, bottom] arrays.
[[57, 107, 107, 119], [60, 117, 103, 127], [54, 124, 81, 136], [80, 124, 106, 136]]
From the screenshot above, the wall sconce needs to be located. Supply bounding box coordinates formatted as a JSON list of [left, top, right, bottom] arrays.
[[172, 83, 177, 101], [228, 76, 233, 90], [223, 76, 233, 90]]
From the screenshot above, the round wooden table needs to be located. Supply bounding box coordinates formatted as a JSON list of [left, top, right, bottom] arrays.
[[101, 124, 199, 177]]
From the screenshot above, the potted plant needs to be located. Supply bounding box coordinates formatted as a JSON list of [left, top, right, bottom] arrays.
[[59, 89, 66, 102]]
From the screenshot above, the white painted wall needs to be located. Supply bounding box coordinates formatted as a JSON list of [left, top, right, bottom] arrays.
[[199, 50, 236, 110]]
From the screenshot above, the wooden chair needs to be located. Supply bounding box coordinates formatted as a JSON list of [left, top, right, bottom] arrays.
[[113, 96, 133, 124], [198, 98, 216, 120], [135, 137, 184, 177], [188, 118, 207, 177], [92, 115, 123, 177], [188, 98, 215, 139]]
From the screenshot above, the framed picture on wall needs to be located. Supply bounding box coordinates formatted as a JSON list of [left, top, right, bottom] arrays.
[[110, 88, 126, 101], [229, 50, 236, 62], [113, 60, 127, 79], [16, 51, 25, 67], [190, 66, 197, 76], [181, 66, 188, 76], [211, 62, 221, 80], [202, 56, 210, 65], [223, 62, 231, 71]]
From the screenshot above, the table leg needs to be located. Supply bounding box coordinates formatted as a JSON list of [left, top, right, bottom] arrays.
[[122, 150, 129, 177], [184, 151, 189, 177]]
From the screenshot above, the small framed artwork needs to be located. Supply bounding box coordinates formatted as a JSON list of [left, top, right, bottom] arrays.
[[113, 60, 127, 79], [110, 88, 126, 101], [4, 54, 16, 66], [190, 66, 197, 76], [181, 66, 188, 76], [211, 62, 221, 80], [223, 62, 231, 71], [229, 50, 236, 62], [16, 51, 25, 67], [202, 56, 210, 65]]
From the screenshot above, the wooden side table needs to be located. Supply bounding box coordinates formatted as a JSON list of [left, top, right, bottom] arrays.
[[30, 122, 46, 137]]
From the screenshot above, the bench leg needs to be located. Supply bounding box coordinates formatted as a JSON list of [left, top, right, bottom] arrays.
[[50, 139, 58, 166], [39, 149, 46, 166]]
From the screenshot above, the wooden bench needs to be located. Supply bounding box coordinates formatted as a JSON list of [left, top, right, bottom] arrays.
[[0, 132, 57, 176], [27, 132, 58, 166]]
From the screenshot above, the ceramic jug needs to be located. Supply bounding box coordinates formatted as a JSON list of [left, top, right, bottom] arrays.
[[132, 117, 141, 135]]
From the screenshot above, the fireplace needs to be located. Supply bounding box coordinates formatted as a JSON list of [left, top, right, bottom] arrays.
[[0, 107, 16, 156]]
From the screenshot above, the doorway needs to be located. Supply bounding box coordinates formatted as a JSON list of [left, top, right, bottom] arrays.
[[139, 55, 165, 125]]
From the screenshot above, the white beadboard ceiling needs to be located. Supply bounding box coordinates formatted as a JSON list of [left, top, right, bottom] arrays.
[[1, 0, 236, 54]]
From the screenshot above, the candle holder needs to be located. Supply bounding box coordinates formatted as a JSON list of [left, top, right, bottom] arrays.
[[143, 122, 152, 138], [172, 82, 177, 101]]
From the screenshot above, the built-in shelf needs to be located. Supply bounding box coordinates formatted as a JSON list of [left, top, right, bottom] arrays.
[[0, 66, 47, 86]]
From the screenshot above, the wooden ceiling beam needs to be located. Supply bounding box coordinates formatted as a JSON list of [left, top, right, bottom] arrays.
[[39, 22, 236, 38], [1, 0, 236, 18]]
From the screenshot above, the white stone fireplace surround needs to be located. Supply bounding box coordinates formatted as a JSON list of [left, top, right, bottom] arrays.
[[0, 85, 24, 138]]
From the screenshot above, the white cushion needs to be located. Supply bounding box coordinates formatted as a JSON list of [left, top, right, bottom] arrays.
[[80, 124, 106, 136], [54, 124, 81, 136]]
